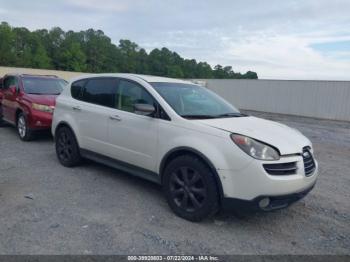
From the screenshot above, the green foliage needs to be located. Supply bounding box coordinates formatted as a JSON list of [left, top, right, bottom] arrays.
[[0, 22, 258, 79], [0, 22, 16, 66]]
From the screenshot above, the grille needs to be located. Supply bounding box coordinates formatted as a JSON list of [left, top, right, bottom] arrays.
[[263, 162, 298, 175], [303, 147, 316, 176]]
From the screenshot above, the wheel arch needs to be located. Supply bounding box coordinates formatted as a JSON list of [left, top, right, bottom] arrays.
[[159, 147, 224, 201], [54, 121, 80, 147], [55, 121, 74, 135]]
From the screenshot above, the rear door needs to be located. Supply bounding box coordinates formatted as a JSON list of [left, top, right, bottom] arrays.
[[71, 77, 119, 154]]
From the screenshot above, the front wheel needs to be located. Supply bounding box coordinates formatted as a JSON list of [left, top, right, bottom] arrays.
[[17, 113, 33, 141], [55, 126, 81, 167], [163, 155, 219, 222]]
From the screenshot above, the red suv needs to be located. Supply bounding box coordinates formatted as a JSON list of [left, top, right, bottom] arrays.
[[0, 74, 67, 141], [0, 77, 3, 120]]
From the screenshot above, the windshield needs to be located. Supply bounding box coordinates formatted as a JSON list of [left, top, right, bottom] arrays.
[[23, 77, 67, 95], [151, 82, 243, 119]]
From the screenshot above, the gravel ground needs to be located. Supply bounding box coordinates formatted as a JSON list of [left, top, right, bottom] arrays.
[[0, 111, 349, 255]]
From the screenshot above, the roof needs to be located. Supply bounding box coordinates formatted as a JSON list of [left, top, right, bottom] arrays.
[[134, 74, 190, 83], [70, 73, 191, 84]]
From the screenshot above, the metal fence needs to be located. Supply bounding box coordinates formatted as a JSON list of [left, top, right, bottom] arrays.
[[0, 66, 86, 81], [198, 79, 350, 121]]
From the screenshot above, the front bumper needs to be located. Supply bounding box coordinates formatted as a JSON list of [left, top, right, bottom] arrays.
[[217, 153, 318, 200], [222, 182, 316, 211], [27, 110, 53, 129]]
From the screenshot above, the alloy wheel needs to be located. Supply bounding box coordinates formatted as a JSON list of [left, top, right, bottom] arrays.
[[17, 116, 26, 138], [169, 166, 207, 212], [57, 130, 73, 162]]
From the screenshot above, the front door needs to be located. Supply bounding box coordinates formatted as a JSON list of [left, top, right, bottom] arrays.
[[107, 79, 159, 173], [2, 76, 19, 123]]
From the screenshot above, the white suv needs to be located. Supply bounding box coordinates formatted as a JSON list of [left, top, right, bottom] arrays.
[[52, 74, 318, 221]]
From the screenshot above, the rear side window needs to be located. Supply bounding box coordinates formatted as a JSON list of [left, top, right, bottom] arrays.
[[80, 78, 118, 108], [3, 76, 17, 89], [71, 80, 86, 99]]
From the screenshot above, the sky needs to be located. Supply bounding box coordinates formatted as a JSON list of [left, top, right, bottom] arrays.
[[0, 0, 349, 80]]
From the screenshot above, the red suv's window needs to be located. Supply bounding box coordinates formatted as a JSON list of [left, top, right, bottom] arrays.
[[3, 76, 18, 89]]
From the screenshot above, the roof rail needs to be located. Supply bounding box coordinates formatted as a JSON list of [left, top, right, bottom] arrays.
[[21, 74, 58, 78]]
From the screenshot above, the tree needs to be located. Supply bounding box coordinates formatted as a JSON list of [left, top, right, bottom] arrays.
[[213, 65, 226, 78], [31, 41, 51, 68], [0, 22, 15, 66], [0, 22, 258, 79], [244, 71, 258, 79], [60, 42, 86, 71], [46, 27, 65, 69], [118, 39, 139, 73], [167, 65, 184, 78]]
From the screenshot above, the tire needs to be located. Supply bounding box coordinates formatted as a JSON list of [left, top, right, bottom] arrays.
[[17, 113, 34, 141], [163, 154, 219, 222], [0, 107, 4, 127], [0, 115, 4, 127], [55, 126, 81, 167]]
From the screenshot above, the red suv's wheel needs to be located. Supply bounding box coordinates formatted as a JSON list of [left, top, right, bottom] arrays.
[[17, 113, 33, 141]]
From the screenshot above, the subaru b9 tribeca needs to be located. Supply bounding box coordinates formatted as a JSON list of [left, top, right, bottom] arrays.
[[52, 74, 318, 221]]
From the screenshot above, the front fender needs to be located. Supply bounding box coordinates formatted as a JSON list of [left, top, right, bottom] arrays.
[[157, 124, 254, 173]]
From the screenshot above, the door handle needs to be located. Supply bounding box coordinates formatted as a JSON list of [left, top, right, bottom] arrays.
[[109, 115, 121, 121], [72, 106, 81, 111]]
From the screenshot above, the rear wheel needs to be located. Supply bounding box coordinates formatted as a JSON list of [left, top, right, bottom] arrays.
[[55, 126, 81, 167], [17, 113, 33, 141], [0, 113, 4, 127], [163, 155, 219, 222]]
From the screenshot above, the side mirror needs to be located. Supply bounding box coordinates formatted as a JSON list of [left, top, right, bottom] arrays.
[[134, 103, 155, 116], [9, 85, 17, 94]]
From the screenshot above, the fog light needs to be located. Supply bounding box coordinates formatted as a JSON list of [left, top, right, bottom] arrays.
[[259, 197, 270, 208]]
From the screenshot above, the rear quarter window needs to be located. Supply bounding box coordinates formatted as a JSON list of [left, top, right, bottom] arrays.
[[79, 78, 118, 108], [71, 80, 86, 99]]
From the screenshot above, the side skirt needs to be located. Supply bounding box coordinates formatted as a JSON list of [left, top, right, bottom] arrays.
[[80, 149, 161, 184]]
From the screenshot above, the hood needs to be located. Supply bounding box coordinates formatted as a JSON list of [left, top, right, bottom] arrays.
[[197, 116, 310, 155], [26, 94, 58, 106]]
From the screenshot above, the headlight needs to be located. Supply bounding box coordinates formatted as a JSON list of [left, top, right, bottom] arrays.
[[230, 134, 280, 160], [32, 103, 54, 113]]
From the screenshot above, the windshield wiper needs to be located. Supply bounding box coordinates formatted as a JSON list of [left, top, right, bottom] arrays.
[[28, 92, 59, 95], [182, 113, 247, 119], [215, 113, 246, 118], [181, 114, 217, 119]]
